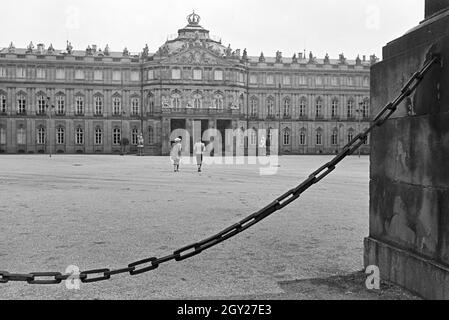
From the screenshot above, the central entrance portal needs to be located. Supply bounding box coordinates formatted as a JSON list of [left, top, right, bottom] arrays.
[[217, 119, 232, 155]]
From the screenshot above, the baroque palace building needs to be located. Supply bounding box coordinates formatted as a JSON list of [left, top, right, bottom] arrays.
[[0, 12, 375, 156]]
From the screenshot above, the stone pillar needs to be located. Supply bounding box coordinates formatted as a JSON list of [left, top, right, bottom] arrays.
[[364, 2, 449, 299]]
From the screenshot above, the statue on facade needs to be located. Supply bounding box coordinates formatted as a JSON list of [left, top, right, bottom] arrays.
[[308, 51, 316, 64], [8, 42, 15, 53], [86, 45, 93, 56], [356, 54, 362, 66], [370, 54, 379, 64], [225, 44, 232, 57], [47, 43, 55, 54], [275, 51, 282, 63], [242, 48, 248, 61], [339, 53, 347, 64], [324, 53, 330, 64], [123, 47, 129, 57], [259, 52, 265, 63], [66, 41, 73, 55], [142, 44, 149, 58], [104, 44, 110, 56], [26, 41, 34, 54], [292, 53, 298, 64]]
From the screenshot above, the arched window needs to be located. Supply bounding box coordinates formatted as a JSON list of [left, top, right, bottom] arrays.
[[299, 98, 307, 118], [148, 126, 154, 145], [283, 129, 291, 145], [112, 96, 121, 115], [331, 99, 339, 118], [250, 97, 258, 117], [193, 92, 202, 109], [347, 129, 355, 143], [267, 97, 274, 117], [37, 94, 46, 115], [316, 129, 323, 145], [56, 95, 65, 115], [17, 126, 26, 145], [75, 96, 84, 115], [94, 95, 103, 116], [347, 99, 354, 118], [131, 97, 140, 115], [113, 128, 121, 145], [17, 93, 26, 114], [331, 129, 338, 146], [56, 127, 65, 145], [131, 128, 139, 145], [213, 93, 224, 109], [95, 127, 103, 145], [0, 126, 5, 145], [171, 93, 181, 109], [283, 98, 291, 117], [315, 97, 323, 118], [299, 130, 307, 146], [37, 127, 45, 145], [75, 127, 84, 145]]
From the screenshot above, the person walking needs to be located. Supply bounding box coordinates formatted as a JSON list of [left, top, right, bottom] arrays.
[[193, 138, 206, 172], [171, 137, 182, 172]]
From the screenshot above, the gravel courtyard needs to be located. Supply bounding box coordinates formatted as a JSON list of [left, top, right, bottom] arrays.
[[0, 154, 374, 299]]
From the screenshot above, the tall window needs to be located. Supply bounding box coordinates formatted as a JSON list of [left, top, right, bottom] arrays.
[[16, 67, 26, 78], [94, 70, 103, 81], [213, 93, 223, 109], [94, 96, 103, 116], [283, 76, 291, 86], [95, 127, 103, 145], [331, 99, 339, 118], [299, 98, 307, 117], [113, 128, 121, 145], [75, 96, 84, 115], [193, 69, 202, 80], [315, 98, 323, 118], [362, 99, 369, 118], [75, 69, 84, 80], [193, 93, 202, 109], [0, 67, 7, 78], [283, 129, 291, 145], [112, 97, 121, 115], [347, 99, 354, 118], [316, 130, 323, 145], [131, 128, 139, 145], [131, 98, 140, 115], [56, 95, 65, 115], [131, 71, 140, 82], [112, 71, 121, 81], [331, 130, 338, 146], [56, 127, 65, 144], [250, 98, 258, 117], [37, 95, 46, 115], [0, 94, 7, 113], [250, 129, 257, 146], [56, 69, 65, 80], [283, 98, 290, 117], [348, 130, 354, 143], [148, 94, 155, 113], [147, 70, 154, 80], [36, 68, 46, 79], [171, 94, 181, 109], [299, 130, 306, 146], [37, 127, 45, 145], [0, 127, 5, 144], [75, 127, 84, 145], [266, 75, 274, 85], [17, 94, 26, 114], [17, 127, 26, 145], [267, 98, 274, 117], [214, 70, 223, 81]]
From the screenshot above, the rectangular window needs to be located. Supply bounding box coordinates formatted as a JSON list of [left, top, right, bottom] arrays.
[[171, 69, 181, 80], [316, 77, 322, 86], [56, 69, 65, 80], [132, 98, 139, 115], [75, 69, 85, 80], [266, 75, 274, 85], [95, 128, 103, 145], [214, 70, 223, 81], [131, 71, 140, 81], [193, 69, 202, 80], [238, 73, 244, 83], [36, 68, 46, 79], [112, 71, 122, 81], [0, 95, 6, 113], [250, 75, 257, 84], [16, 67, 26, 78], [56, 96, 65, 115], [148, 70, 154, 80], [298, 76, 307, 85], [0, 67, 6, 78], [0, 127, 5, 144], [17, 128, 26, 145], [76, 97, 84, 115], [331, 77, 338, 86], [94, 70, 103, 81], [283, 76, 291, 86]]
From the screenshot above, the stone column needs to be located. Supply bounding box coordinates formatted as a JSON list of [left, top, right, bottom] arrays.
[[364, 1, 449, 299]]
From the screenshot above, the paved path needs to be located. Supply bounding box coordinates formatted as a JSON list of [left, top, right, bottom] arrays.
[[0, 155, 386, 299]]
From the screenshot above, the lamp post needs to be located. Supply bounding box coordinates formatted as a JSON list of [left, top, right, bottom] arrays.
[[46, 97, 55, 158]]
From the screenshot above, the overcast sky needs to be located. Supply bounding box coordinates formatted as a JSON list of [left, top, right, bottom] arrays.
[[1, 0, 424, 59]]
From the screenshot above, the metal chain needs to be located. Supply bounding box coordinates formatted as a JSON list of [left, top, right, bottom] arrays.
[[0, 55, 440, 285]]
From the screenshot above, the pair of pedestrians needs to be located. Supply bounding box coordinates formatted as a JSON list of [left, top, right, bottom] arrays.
[[171, 138, 206, 173]]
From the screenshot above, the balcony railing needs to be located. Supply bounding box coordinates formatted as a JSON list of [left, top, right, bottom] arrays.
[[162, 107, 240, 115]]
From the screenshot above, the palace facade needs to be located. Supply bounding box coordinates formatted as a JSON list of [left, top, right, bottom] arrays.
[[0, 12, 375, 156]]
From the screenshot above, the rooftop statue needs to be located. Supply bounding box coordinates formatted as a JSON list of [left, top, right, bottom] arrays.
[[276, 51, 282, 63], [8, 42, 15, 53], [259, 52, 265, 63], [242, 48, 248, 61], [123, 47, 129, 56], [26, 41, 34, 54], [292, 53, 298, 63], [225, 44, 232, 57], [324, 53, 330, 64], [356, 55, 362, 65], [47, 43, 55, 54], [66, 41, 73, 55], [104, 44, 110, 56], [142, 44, 149, 58], [86, 45, 93, 56], [370, 54, 379, 64], [308, 51, 316, 64], [187, 11, 201, 25], [339, 53, 347, 64]]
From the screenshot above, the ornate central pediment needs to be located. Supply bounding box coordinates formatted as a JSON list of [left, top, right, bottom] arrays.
[[160, 47, 233, 66]]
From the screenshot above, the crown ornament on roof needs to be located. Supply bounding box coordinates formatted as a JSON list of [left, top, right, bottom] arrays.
[[187, 11, 201, 25]]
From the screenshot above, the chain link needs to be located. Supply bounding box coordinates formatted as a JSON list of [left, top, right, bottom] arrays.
[[0, 55, 440, 285]]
